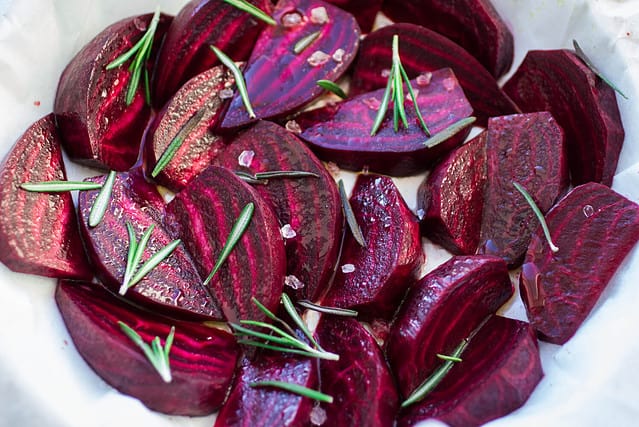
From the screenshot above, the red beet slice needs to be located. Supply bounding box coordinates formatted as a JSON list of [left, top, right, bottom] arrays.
[[322, 174, 423, 318], [0, 114, 91, 280], [213, 121, 342, 301], [316, 316, 399, 426], [220, 0, 360, 129], [381, 0, 514, 78], [398, 316, 543, 427], [164, 166, 286, 323], [56, 280, 239, 416], [520, 183, 639, 344], [78, 170, 222, 320], [350, 23, 519, 124], [54, 13, 171, 171], [503, 49, 624, 187], [324, 0, 382, 33], [477, 112, 568, 267], [297, 68, 473, 175], [386, 255, 513, 397]]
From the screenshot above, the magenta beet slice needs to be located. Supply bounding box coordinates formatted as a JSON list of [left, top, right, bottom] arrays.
[[54, 13, 171, 171], [297, 68, 473, 175], [350, 23, 519, 124], [520, 183, 639, 344], [324, 0, 382, 33], [0, 114, 91, 279], [386, 255, 513, 397], [316, 316, 399, 426], [220, 0, 360, 129], [164, 166, 286, 323], [78, 170, 221, 320], [381, 0, 514, 78], [213, 121, 342, 301], [398, 316, 543, 427], [56, 280, 239, 416], [477, 112, 568, 267], [503, 49, 624, 187], [322, 174, 423, 318]]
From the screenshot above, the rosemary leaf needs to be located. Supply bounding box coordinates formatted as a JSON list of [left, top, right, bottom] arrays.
[[316, 80, 347, 99], [573, 40, 628, 99], [297, 300, 358, 317], [122, 223, 140, 292], [235, 171, 266, 185], [89, 170, 116, 228], [20, 181, 102, 192], [391, 36, 408, 131], [423, 117, 476, 148], [513, 181, 559, 253], [250, 381, 334, 403], [236, 340, 328, 359], [436, 353, 462, 363], [370, 63, 394, 136], [223, 0, 276, 26], [210, 45, 256, 119], [281, 293, 323, 351], [338, 179, 366, 247], [251, 296, 297, 337], [255, 170, 320, 180], [118, 321, 174, 383], [294, 31, 322, 54], [399, 61, 430, 136], [128, 238, 181, 288], [232, 323, 301, 347]]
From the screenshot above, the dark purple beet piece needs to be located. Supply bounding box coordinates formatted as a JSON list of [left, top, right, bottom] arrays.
[[213, 121, 342, 301], [56, 280, 239, 416], [381, 0, 514, 78], [477, 112, 568, 267], [316, 316, 399, 426], [520, 183, 639, 344], [322, 174, 423, 318], [324, 0, 382, 33], [0, 115, 91, 280], [54, 13, 171, 171], [503, 49, 624, 187], [78, 169, 222, 320], [220, 0, 360, 129], [399, 316, 543, 427], [297, 68, 473, 175], [386, 255, 513, 397], [164, 166, 286, 323], [350, 23, 519, 124], [417, 131, 487, 255]]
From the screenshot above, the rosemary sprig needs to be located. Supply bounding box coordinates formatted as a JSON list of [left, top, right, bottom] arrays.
[[424, 117, 477, 148], [20, 181, 103, 192], [236, 170, 320, 183], [338, 179, 366, 247], [223, 0, 276, 26], [281, 293, 324, 351], [250, 381, 333, 403], [294, 31, 322, 54], [210, 45, 256, 119], [316, 79, 347, 99], [573, 40, 628, 100], [88, 171, 116, 227], [118, 321, 175, 383], [297, 300, 358, 317], [513, 181, 559, 253], [436, 353, 462, 363]]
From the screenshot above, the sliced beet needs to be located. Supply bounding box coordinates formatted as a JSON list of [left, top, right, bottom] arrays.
[[55, 280, 239, 416], [477, 112, 568, 267], [398, 316, 543, 427], [322, 174, 423, 318], [297, 68, 473, 175], [503, 49, 624, 187], [220, 0, 360, 129], [381, 0, 514, 78], [212, 121, 342, 301], [324, 0, 382, 33], [520, 183, 639, 344], [386, 255, 513, 397], [417, 131, 487, 255], [54, 13, 171, 171], [78, 169, 222, 320], [164, 166, 286, 323], [0, 114, 91, 280], [350, 23, 519, 124]]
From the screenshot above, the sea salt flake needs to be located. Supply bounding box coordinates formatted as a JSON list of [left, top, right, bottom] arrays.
[[416, 72, 432, 86], [285, 275, 305, 290], [237, 150, 255, 167], [307, 50, 331, 67], [101, 89, 107, 98], [280, 224, 297, 239], [310, 7, 329, 24], [341, 263, 355, 273], [362, 97, 381, 111], [285, 120, 302, 134], [443, 77, 456, 92], [416, 208, 425, 220], [381, 68, 391, 78], [281, 11, 303, 27], [310, 406, 327, 426], [332, 48, 345, 63], [219, 88, 234, 99]]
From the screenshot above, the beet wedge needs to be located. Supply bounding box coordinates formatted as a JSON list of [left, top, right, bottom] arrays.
[[381, 0, 514, 78], [0, 114, 91, 280], [520, 183, 639, 344], [350, 23, 519, 124], [54, 13, 171, 171], [78, 169, 222, 320], [213, 121, 342, 301], [56, 280, 239, 416], [386, 255, 513, 397], [398, 316, 543, 427], [220, 0, 360, 129], [322, 174, 423, 318], [297, 68, 473, 175], [503, 49, 624, 187], [164, 166, 286, 323]]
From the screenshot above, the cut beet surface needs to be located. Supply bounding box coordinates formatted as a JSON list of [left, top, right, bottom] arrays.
[[213, 121, 342, 301], [297, 68, 473, 175], [503, 49, 624, 187], [220, 0, 360, 129], [322, 174, 423, 318], [398, 316, 543, 427], [520, 183, 639, 344], [56, 280, 239, 416], [386, 255, 513, 397], [324, 0, 382, 33]]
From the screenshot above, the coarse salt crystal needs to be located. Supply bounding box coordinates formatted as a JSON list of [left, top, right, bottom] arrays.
[[307, 50, 331, 67], [237, 150, 255, 167], [443, 77, 456, 91], [219, 88, 234, 99], [280, 224, 297, 239], [332, 48, 345, 63], [416, 72, 432, 86], [310, 406, 327, 426], [281, 11, 303, 27], [381, 68, 391, 78], [285, 275, 305, 290], [362, 97, 381, 111], [285, 120, 302, 134], [310, 7, 329, 24], [341, 263, 355, 273]]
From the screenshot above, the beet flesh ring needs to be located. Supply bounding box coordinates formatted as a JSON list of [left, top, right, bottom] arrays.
[[398, 316, 543, 427], [56, 280, 239, 416], [0, 114, 91, 280], [322, 174, 424, 318], [503, 49, 624, 187], [520, 183, 639, 344], [54, 13, 171, 171]]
